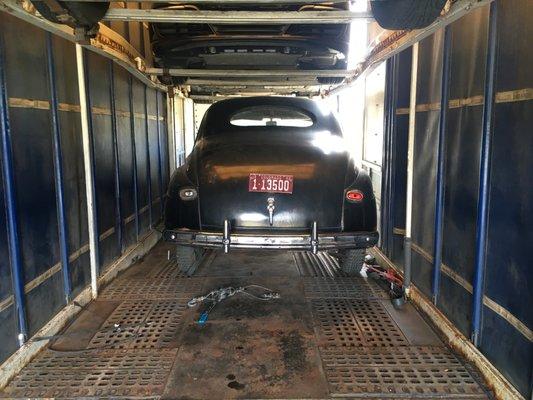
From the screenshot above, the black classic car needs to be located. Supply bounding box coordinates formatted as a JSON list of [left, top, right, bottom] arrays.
[[163, 96, 378, 274]]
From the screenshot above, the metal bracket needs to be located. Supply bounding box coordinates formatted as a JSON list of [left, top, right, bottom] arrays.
[[39, 0, 100, 41], [223, 219, 231, 253], [267, 197, 275, 226], [74, 26, 98, 44], [310, 221, 318, 254], [161, 67, 172, 85]]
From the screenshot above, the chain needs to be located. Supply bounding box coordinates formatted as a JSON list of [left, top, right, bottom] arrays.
[[187, 285, 280, 325]]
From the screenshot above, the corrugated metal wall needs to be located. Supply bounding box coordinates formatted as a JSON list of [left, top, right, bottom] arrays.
[[379, 1, 532, 397], [0, 13, 169, 364]]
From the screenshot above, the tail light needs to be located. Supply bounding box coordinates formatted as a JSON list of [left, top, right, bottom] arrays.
[[346, 189, 364, 203]]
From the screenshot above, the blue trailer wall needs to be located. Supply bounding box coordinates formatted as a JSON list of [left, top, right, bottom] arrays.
[[0, 13, 169, 364], [379, 0, 532, 396]]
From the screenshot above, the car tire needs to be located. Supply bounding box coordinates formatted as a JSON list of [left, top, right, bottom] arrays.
[[300, 59, 347, 86], [31, 1, 110, 30], [370, 0, 447, 30], [337, 249, 366, 275], [317, 76, 345, 85], [176, 245, 204, 274]]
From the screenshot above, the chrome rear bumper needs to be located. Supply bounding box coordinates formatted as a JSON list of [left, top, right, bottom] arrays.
[[163, 227, 378, 253]]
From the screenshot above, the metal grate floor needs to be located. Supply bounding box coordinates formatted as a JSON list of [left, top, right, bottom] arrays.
[[320, 346, 488, 397], [149, 259, 190, 279], [303, 277, 388, 299], [294, 251, 349, 277], [99, 277, 204, 300], [311, 298, 409, 347], [89, 300, 187, 349], [0, 244, 492, 399], [4, 349, 177, 398]]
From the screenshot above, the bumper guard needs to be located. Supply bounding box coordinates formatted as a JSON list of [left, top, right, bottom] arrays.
[[163, 221, 378, 254]]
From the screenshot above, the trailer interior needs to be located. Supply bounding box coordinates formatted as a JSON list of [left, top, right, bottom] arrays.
[[0, 0, 531, 399]]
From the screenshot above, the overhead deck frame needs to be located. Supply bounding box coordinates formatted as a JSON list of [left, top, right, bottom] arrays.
[[102, 9, 372, 24], [138, 0, 491, 98], [0, 0, 491, 98]]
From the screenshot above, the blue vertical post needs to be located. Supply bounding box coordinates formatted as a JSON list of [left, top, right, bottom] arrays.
[[0, 27, 28, 346], [155, 92, 164, 218], [46, 32, 71, 303], [472, 0, 498, 347], [108, 60, 123, 253], [129, 76, 139, 240], [82, 49, 100, 271], [144, 85, 153, 229], [431, 25, 452, 305]]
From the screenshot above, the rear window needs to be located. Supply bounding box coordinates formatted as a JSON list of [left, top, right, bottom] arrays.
[[230, 105, 314, 127]]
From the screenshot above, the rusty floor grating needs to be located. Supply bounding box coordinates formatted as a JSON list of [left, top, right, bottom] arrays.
[[346, 299, 408, 347], [320, 345, 461, 367], [320, 346, 487, 398], [303, 277, 388, 299], [294, 251, 348, 277], [89, 300, 187, 349], [99, 277, 204, 300], [3, 349, 177, 398], [150, 251, 215, 278], [311, 299, 409, 347], [149, 259, 190, 279], [0, 245, 491, 399]]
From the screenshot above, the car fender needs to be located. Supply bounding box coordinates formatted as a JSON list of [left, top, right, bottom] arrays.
[[164, 162, 201, 230], [342, 165, 377, 232]]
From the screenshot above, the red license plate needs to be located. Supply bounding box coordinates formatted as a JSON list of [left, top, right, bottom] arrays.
[[249, 173, 293, 194]]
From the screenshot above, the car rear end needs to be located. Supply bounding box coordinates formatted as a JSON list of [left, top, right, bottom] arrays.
[[163, 97, 378, 256]]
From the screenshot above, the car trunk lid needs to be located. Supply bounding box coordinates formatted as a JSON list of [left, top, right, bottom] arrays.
[[195, 131, 349, 231]]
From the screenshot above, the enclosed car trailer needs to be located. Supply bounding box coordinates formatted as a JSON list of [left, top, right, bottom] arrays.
[[0, 0, 530, 399]]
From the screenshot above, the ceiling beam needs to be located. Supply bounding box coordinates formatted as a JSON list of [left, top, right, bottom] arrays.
[[102, 9, 373, 24], [192, 86, 321, 94], [183, 79, 320, 86], [189, 93, 315, 102], [146, 68, 352, 78]]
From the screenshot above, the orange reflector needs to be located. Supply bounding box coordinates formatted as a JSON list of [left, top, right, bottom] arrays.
[[346, 190, 364, 202]]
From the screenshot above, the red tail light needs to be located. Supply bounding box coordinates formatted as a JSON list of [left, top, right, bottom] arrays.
[[346, 190, 364, 202]]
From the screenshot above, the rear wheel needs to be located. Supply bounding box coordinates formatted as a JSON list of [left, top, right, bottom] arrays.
[[337, 249, 366, 275], [370, 0, 447, 30], [176, 245, 204, 274], [300, 59, 347, 86]]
